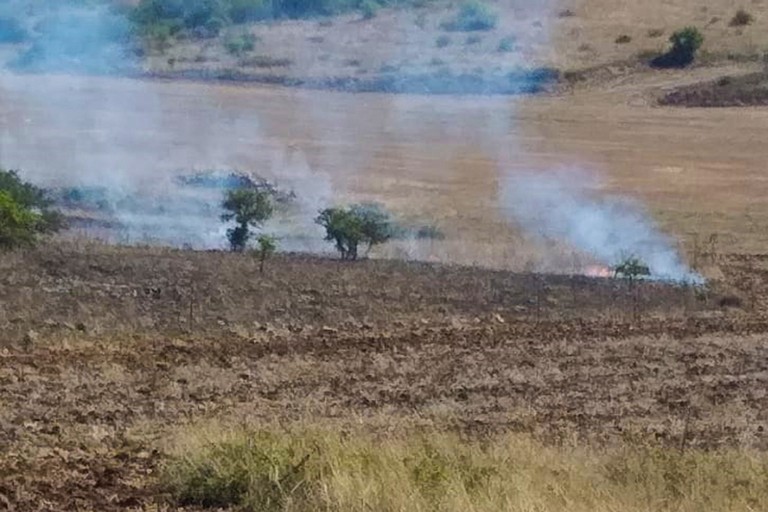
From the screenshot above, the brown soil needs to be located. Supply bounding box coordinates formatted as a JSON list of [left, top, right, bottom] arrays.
[[2, 244, 768, 510], [661, 71, 768, 107]]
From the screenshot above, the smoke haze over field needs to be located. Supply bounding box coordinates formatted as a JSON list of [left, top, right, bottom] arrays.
[[0, 1, 700, 277], [501, 170, 702, 282]]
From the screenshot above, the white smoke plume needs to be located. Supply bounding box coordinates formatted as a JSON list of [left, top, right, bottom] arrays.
[[501, 170, 702, 283]]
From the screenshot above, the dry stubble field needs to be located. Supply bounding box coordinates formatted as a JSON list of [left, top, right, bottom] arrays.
[[1, 242, 768, 510]]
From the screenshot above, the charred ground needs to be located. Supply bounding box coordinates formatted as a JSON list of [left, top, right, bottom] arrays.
[[2, 243, 768, 510]]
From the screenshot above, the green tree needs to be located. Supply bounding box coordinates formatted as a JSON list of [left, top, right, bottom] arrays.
[[0, 169, 63, 250], [613, 256, 650, 282], [350, 203, 394, 254], [316, 203, 394, 260], [255, 234, 277, 273], [0, 191, 39, 250], [221, 188, 273, 252]]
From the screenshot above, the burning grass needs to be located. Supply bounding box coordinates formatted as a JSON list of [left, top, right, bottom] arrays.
[[162, 424, 768, 511]]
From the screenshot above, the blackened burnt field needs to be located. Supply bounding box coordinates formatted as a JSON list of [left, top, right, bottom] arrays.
[[2, 243, 768, 509]]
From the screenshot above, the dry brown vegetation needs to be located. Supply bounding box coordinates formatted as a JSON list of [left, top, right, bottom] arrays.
[[1, 241, 768, 509], [133, 0, 768, 95], [661, 71, 768, 106]]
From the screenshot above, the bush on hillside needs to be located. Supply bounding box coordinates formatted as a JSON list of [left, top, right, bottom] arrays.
[[441, 0, 497, 32], [224, 30, 257, 55], [254, 234, 277, 272], [360, 0, 379, 20], [0, 169, 64, 250], [613, 256, 650, 281], [729, 9, 754, 27], [651, 26, 704, 68], [132, 0, 230, 38]]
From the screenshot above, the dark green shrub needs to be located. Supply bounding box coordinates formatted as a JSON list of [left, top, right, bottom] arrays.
[[255, 234, 277, 272], [441, 0, 497, 32], [224, 30, 257, 55], [613, 256, 650, 281], [132, 0, 230, 38], [0, 169, 63, 250], [0, 192, 39, 250], [651, 26, 703, 68]]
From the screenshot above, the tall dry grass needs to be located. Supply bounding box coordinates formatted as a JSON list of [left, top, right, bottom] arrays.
[[161, 424, 768, 511]]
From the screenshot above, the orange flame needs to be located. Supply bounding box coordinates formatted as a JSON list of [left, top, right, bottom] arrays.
[[584, 265, 613, 278]]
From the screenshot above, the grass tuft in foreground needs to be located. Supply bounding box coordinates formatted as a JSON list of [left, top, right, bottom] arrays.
[[162, 426, 768, 511]]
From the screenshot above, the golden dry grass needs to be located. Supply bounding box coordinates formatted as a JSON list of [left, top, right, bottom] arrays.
[[162, 423, 768, 512]]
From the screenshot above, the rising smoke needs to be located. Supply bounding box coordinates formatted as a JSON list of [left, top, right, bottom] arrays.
[[0, 1, 701, 278], [501, 170, 702, 283], [0, 1, 335, 252]]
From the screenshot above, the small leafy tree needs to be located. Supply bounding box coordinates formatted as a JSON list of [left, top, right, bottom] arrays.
[[613, 256, 651, 281], [350, 203, 394, 254], [221, 188, 273, 252], [316, 207, 363, 260], [651, 27, 704, 68], [255, 234, 277, 273], [316, 203, 395, 260], [0, 169, 63, 250]]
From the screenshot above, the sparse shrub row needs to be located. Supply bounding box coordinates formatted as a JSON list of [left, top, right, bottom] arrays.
[[220, 185, 430, 263], [130, 0, 432, 41]]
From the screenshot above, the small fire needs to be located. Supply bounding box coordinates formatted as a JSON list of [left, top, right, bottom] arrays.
[[584, 265, 613, 278]]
